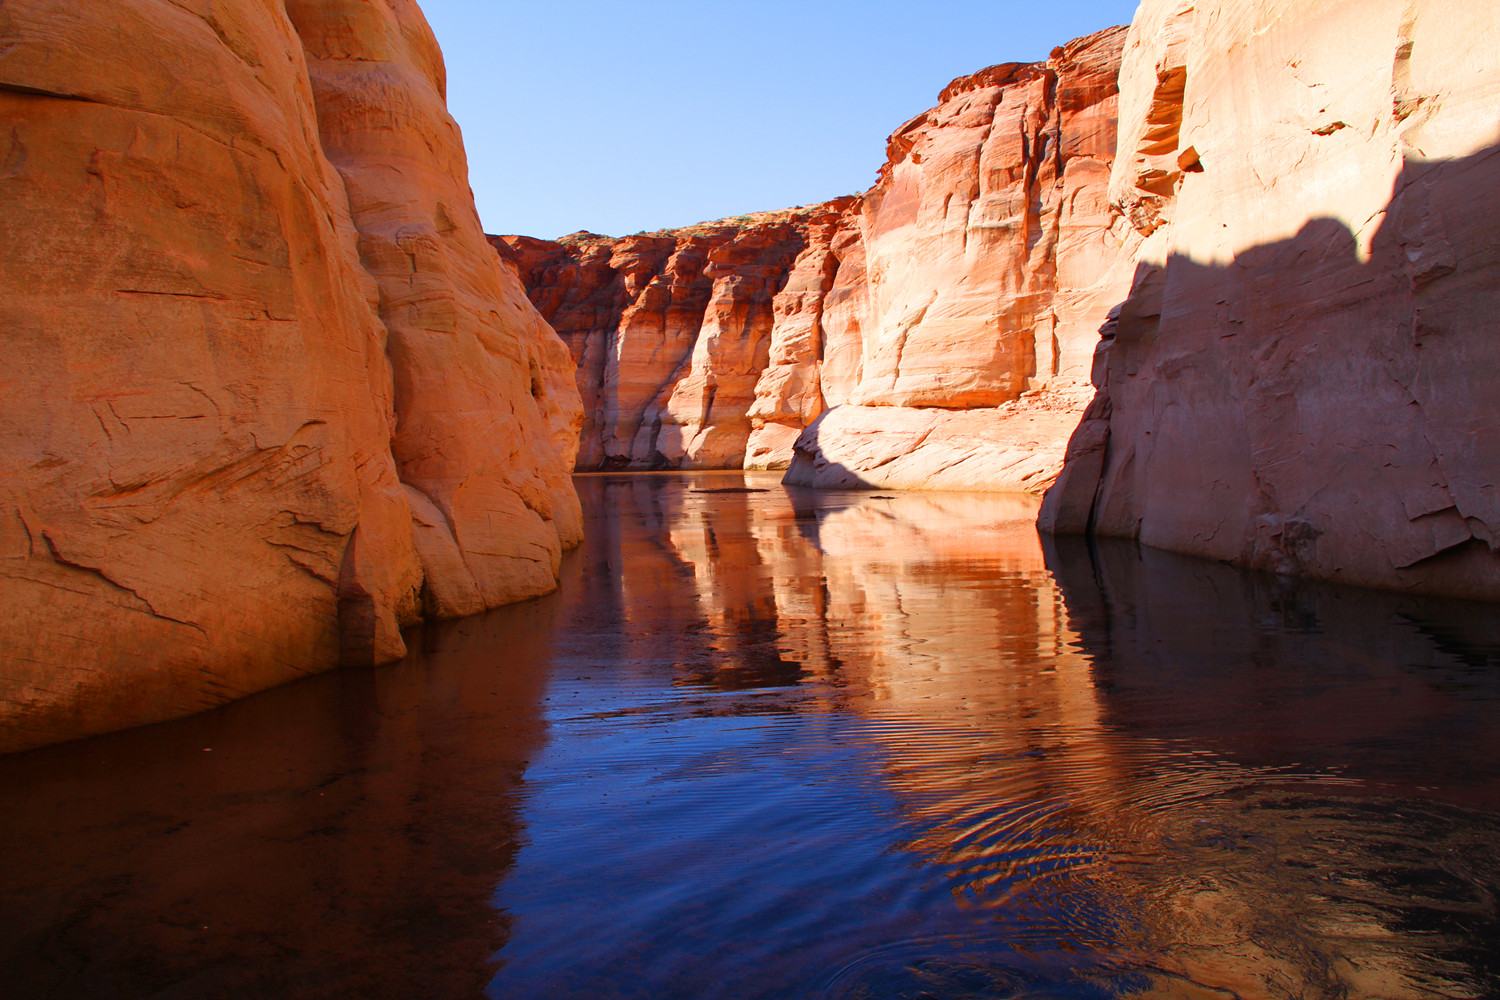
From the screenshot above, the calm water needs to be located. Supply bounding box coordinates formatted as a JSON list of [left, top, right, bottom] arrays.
[[3, 472, 1500, 1000]]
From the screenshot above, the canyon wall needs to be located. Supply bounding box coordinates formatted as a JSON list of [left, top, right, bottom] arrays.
[[500, 26, 1137, 490], [1040, 0, 1500, 599], [0, 0, 581, 752], [786, 26, 1138, 492], [496, 200, 852, 471]]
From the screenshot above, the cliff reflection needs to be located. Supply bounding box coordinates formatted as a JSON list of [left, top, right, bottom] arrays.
[[5, 475, 1497, 1000], [582, 474, 1079, 700], [1047, 536, 1500, 802], [0, 604, 552, 1000], [1044, 537, 1500, 999], [571, 473, 1500, 999]]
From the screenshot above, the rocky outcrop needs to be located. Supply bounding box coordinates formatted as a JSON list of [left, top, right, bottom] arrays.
[[0, 0, 581, 752], [499, 26, 1135, 487], [496, 201, 855, 471], [788, 27, 1137, 492], [289, 1, 583, 618], [1041, 0, 1500, 600]]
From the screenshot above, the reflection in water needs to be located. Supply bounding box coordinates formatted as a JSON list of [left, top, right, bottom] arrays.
[[2, 473, 1498, 999], [0, 607, 554, 999]]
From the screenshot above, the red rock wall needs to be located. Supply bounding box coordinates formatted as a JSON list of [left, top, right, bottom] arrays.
[[496, 200, 856, 471], [499, 27, 1135, 487], [0, 0, 581, 752], [788, 27, 1138, 492], [1041, 0, 1500, 599]]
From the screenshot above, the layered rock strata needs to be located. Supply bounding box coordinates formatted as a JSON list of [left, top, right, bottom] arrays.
[[1041, 0, 1500, 599], [787, 27, 1138, 492], [499, 26, 1136, 488], [496, 201, 855, 471], [0, 0, 581, 752]]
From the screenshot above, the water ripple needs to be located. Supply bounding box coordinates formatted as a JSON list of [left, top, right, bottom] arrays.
[[1, 474, 1498, 999]]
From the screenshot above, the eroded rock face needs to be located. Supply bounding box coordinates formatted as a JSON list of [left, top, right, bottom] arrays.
[[1040, 0, 1500, 599], [0, 0, 581, 752], [288, 0, 582, 619], [500, 27, 1135, 487], [496, 201, 856, 471], [788, 27, 1137, 492]]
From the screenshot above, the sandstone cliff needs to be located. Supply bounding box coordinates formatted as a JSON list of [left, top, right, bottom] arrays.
[[1041, 0, 1500, 599], [0, 0, 581, 752], [787, 27, 1138, 492], [496, 201, 855, 471], [499, 26, 1135, 488]]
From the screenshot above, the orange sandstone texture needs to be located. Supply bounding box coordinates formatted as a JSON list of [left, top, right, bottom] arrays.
[[499, 26, 1135, 487], [1040, 0, 1500, 599], [793, 28, 1137, 493], [0, 0, 581, 752], [496, 201, 855, 471], [287, 0, 583, 615]]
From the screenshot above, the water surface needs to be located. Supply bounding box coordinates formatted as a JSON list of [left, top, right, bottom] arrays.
[[2, 472, 1498, 999]]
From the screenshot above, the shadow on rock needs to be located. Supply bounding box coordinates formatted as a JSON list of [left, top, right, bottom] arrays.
[[1043, 138, 1500, 600]]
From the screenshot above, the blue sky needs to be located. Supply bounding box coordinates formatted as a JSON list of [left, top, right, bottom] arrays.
[[418, 1, 1140, 239]]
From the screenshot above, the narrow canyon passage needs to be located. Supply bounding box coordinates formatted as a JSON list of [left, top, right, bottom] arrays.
[[2, 475, 1499, 999]]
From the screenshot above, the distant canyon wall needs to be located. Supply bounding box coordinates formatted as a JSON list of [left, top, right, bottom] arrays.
[[496, 201, 853, 471], [499, 26, 1137, 491], [0, 0, 581, 752], [1041, 0, 1500, 600]]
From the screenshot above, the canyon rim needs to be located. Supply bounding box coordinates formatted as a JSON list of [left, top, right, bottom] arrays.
[[499, 25, 1138, 494]]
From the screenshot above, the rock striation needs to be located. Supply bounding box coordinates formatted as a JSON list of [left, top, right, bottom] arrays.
[[499, 26, 1136, 489], [496, 201, 855, 471], [787, 27, 1138, 492], [1041, 0, 1500, 599], [0, 0, 581, 752]]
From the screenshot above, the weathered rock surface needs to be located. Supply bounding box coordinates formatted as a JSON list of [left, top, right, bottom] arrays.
[[496, 200, 855, 471], [790, 27, 1137, 492], [1041, 0, 1500, 600], [499, 26, 1135, 487], [289, 0, 582, 617], [0, 0, 581, 752]]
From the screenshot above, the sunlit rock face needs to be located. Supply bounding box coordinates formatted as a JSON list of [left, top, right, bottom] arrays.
[[499, 27, 1135, 488], [0, 0, 581, 752], [579, 475, 1500, 999], [791, 27, 1138, 493], [288, 0, 583, 614], [495, 201, 856, 471], [1041, 0, 1500, 600]]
